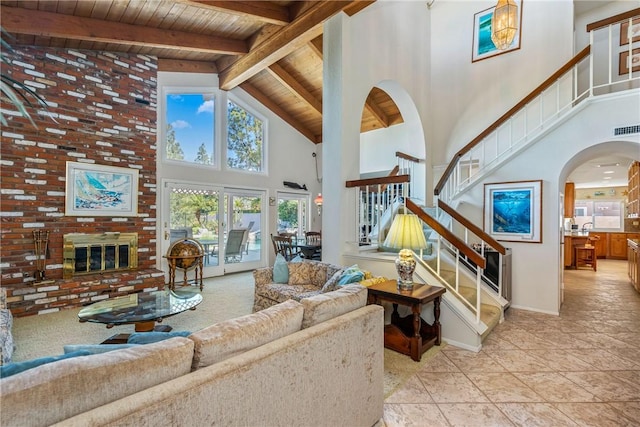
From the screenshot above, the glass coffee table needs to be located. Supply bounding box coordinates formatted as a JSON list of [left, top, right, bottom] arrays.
[[78, 289, 202, 344]]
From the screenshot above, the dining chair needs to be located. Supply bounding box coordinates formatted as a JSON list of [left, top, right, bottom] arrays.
[[271, 234, 299, 261]]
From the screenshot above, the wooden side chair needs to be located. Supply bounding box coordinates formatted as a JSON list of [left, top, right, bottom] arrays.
[[271, 234, 299, 261]]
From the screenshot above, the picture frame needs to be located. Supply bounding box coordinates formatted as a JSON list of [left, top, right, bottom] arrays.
[[619, 48, 640, 75], [483, 180, 542, 243], [65, 162, 139, 217], [620, 17, 640, 46], [472, 0, 523, 63]]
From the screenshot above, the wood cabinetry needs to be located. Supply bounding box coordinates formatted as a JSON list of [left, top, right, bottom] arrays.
[[629, 239, 639, 293], [589, 232, 607, 258], [564, 182, 575, 218], [628, 161, 639, 217], [608, 233, 629, 259]]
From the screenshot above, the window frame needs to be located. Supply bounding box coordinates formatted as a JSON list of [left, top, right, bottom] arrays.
[[161, 86, 219, 170], [574, 198, 624, 231], [225, 93, 268, 176]]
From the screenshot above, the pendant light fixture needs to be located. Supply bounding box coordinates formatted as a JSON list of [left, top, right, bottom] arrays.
[[491, 0, 519, 50]]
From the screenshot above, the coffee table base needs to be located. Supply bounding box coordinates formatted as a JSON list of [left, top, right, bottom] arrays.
[[101, 324, 173, 344]]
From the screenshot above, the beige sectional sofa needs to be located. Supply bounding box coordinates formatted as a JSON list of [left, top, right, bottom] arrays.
[[1, 284, 384, 427]]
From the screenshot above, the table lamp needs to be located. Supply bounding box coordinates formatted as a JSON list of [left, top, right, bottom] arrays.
[[383, 213, 428, 291]]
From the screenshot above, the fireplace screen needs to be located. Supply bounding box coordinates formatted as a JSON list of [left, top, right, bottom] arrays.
[[63, 233, 137, 278]]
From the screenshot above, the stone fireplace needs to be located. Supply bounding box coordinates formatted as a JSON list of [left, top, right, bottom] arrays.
[[63, 233, 138, 279]]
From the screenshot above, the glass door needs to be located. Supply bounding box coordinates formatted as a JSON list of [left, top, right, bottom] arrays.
[[162, 182, 224, 278], [222, 189, 265, 273], [276, 192, 309, 239]]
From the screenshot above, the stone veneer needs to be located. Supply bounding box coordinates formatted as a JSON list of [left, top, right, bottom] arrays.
[[0, 46, 162, 317]]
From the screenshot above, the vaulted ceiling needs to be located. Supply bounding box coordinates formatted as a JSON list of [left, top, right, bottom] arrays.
[[1, 0, 403, 144]]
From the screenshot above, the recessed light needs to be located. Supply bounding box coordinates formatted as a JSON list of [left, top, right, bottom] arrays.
[[603, 170, 615, 174], [603, 176, 612, 179], [596, 163, 620, 167]]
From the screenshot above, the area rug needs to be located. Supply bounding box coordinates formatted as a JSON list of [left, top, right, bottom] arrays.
[[383, 343, 446, 399]]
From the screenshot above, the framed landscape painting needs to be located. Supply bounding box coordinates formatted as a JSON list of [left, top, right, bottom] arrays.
[[472, 0, 522, 63], [65, 162, 139, 217], [484, 180, 542, 243]]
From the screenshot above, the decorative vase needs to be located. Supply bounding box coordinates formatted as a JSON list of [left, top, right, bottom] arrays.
[[395, 249, 416, 291]]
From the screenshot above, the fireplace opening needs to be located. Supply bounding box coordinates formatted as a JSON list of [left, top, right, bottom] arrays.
[[63, 233, 138, 278]]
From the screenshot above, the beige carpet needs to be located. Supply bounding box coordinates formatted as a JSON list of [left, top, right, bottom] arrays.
[[10, 271, 441, 397]]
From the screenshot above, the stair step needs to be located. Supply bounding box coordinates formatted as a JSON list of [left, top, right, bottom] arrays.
[[480, 303, 502, 341]]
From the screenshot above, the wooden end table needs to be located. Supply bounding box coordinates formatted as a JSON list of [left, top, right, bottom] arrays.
[[367, 280, 446, 362]]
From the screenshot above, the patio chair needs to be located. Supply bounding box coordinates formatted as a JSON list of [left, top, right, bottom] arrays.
[[224, 229, 247, 263]]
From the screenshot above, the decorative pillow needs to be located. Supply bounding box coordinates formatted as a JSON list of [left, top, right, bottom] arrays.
[[320, 269, 345, 293], [337, 264, 365, 285], [273, 253, 288, 284], [291, 254, 303, 263], [0, 350, 92, 379], [300, 284, 368, 328], [288, 262, 314, 285], [63, 344, 138, 355], [189, 299, 303, 370], [359, 276, 389, 287], [127, 330, 191, 344]]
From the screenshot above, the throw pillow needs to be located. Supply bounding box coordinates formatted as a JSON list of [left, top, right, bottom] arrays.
[[0, 350, 92, 379], [320, 269, 345, 293], [63, 344, 138, 354], [291, 254, 303, 263], [127, 331, 191, 344], [273, 253, 288, 283], [337, 264, 365, 285]]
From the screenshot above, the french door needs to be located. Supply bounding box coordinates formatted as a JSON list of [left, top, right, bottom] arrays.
[[161, 181, 265, 280]]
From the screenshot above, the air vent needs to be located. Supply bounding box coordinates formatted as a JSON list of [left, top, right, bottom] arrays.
[[614, 125, 640, 136]]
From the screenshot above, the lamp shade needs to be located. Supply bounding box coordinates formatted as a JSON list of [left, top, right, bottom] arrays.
[[314, 193, 323, 207], [491, 0, 518, 50], [383, 214, 427, 251]]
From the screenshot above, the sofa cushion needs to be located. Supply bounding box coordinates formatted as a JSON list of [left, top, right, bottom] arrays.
[[287, 261, 314, 285], [301, 284, 368, 329], [189, 299, 304, 370], [0, 337, 195, 427], [273, 253, 288, 283]]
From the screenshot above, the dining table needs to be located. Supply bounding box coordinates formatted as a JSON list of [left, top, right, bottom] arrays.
[[293, 238, 321, 259]]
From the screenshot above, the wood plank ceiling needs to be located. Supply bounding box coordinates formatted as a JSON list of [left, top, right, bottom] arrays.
[[1, 0, 403, 144]]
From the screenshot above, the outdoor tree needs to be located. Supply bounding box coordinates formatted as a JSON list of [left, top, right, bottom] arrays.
[[278, 200, 298, 230], [166, 124, 184, 160], [227, 101, 262, 171], [195, 142, 211, 165]]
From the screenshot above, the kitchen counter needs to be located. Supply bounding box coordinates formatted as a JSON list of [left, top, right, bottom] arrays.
[[564, 233, 592, 268]]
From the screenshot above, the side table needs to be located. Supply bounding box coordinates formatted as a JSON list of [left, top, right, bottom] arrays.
[[367, 280, 446, 362]]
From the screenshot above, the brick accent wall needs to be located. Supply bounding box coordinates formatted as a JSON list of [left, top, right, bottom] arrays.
[[0, 46, 162, 317]]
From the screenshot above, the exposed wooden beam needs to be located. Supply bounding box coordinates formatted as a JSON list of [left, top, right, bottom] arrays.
[[343, 1, 376, 16], [307, 36, 324, 59], [1, 6, 248, 55], [180, 1, 291, 25], [158, 59, 218, 73], [267, 63, 322, 115], [240, 82, 320, 143], [364, 97, 389, 128], [219, 1, 355, 90]]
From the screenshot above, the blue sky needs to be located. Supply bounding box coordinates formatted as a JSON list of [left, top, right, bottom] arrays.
[[166, 94, 215, 162]]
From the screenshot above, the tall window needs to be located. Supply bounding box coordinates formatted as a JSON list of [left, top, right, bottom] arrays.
[[165, 93, 215, 166], [227, 99, 264, 172], [574, 199, 623, 230]]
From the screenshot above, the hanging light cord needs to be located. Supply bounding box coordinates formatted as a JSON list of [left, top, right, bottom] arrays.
[[312, 152, 322, 183]]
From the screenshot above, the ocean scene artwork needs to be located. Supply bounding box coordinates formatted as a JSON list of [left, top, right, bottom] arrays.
[[491, 188, 532, 234], [73, 170, 133, 211], [476, 10, 495, 56]]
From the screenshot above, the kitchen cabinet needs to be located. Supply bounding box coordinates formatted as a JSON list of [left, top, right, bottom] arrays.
[[629, 239, 639, 293], [609, 233, 629, 259], [564, 182, 575, 218], [589, 232, 607, 258], [628, 161, 639, 217]]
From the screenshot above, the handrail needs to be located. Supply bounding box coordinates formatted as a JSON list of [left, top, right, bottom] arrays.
[[405, 198, 486, 269], [396, 151, 422, 163], [437, 200, 506, 255], [345, 174, 409, 188], [434, 46, 591, 196], [586, 7, 640, 32]]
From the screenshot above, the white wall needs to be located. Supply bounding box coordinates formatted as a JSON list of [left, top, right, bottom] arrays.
[[156, 72, 321, 265], [430, 0, 574, 165]]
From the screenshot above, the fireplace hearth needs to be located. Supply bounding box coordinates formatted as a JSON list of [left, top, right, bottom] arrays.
[[63, 233, 138, 279]]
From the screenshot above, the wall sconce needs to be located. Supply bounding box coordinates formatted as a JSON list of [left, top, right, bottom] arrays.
[[314, 193, 323, 215], [491, 0, 519, 50]]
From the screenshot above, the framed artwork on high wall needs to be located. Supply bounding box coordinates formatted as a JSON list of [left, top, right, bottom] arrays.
[[472, 0, 523, 63], [483, 180, 542, 243], [619, 47, 640, 75], [620, 17, 640, 46], [65, 161, 139, 217]]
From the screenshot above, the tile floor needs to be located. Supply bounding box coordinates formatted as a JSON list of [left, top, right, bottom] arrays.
[[382, 259, 640, 426]]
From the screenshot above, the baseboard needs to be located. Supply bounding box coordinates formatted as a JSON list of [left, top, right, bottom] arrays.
[[441, 338, 481, 353], [508, 304, 559, 316]]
